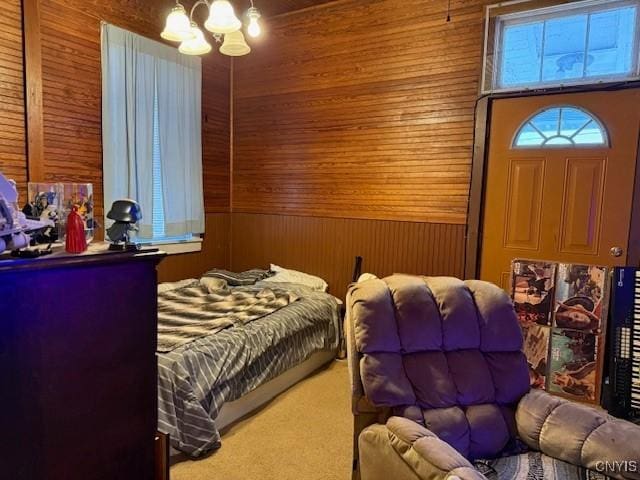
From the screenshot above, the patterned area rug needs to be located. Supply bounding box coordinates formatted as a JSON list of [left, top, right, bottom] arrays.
[[475, 452, 613, 480]]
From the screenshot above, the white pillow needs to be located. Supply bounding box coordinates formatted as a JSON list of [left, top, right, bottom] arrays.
[[269, 264, 328, 292]]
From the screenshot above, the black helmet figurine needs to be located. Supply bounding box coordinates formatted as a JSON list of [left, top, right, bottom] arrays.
[[107, 199, 142, 223], [106, 199, 142, 251]]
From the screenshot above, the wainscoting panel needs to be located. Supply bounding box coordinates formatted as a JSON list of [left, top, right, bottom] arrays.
[[231, 213, 466, 297], [0, 0, 27, 195], [158, 213, 230, 283]]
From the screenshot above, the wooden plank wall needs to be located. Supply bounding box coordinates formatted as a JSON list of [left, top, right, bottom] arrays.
[[158, 213, 230, 282], [36, 0, 231, 224], [231, 0, 492, 289], [0, 0, 27, 196], [232, 213, 466, 297], [257, 0, 337, 18], [4, 0, 231, 279]]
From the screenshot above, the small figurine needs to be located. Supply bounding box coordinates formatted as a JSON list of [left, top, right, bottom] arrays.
[[106, 199, 142, 251], [22, 190, 58, 245], [65, 206, 87, 254], [0, 172, 49, 253]]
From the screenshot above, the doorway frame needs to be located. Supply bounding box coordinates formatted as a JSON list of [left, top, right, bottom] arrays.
[[464, 82, 640, 279]]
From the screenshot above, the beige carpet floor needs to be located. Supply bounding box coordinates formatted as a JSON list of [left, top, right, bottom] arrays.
[[170, 359, 352, 480]]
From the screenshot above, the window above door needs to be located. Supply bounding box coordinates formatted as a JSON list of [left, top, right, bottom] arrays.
[[513, 105, 608, 147], [482, 0, 640, 93]]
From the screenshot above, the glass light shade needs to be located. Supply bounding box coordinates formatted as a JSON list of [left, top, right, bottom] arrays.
[[161, 4, 195, 42], [219, 30, 251, 56], [246, 7, 261, 38], [205, 0, 242, 34], [179, 24, 212, 55]]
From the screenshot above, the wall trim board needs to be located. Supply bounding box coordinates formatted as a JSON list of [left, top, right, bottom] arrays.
[[22, 0, 45, 182], [464, 95, 490, 279], [0, 0, 27, 195]]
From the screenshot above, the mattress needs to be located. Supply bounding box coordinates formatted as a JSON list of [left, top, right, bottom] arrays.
[[157, 280, 340, 457]]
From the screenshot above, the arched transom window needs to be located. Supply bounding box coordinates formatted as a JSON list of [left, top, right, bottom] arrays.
[[513, 106, 608, 148]]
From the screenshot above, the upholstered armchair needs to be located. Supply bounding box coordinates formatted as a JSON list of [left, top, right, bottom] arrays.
[[345, 275, 640, 480]]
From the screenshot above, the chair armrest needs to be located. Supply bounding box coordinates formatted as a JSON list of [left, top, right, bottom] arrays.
[[359, 416, 487, 480], [516, 389, 640, 480]]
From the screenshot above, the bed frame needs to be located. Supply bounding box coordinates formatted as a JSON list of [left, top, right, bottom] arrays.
[[216, 349, 337, 430]]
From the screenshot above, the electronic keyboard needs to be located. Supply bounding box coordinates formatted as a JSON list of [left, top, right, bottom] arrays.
[[602, 267, 640, 419]]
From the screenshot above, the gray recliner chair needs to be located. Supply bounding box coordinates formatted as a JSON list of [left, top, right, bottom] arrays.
[[346, 274, 640, 480]]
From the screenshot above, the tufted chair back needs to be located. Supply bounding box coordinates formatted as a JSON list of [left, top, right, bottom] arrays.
[[348, 275, 530, 460]]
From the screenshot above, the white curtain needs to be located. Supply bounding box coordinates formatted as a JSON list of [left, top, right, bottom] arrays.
[[156, 47, 204, 236], [101, 23, 204, 238]]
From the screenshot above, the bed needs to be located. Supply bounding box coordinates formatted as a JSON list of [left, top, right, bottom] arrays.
[[156, 271, 340, 457]]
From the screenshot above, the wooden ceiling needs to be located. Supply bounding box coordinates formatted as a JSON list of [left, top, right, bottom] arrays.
[[257, 0, 338, 18]]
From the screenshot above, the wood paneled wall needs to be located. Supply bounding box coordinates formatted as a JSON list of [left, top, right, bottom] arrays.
[[2, 0, 490, 289], [233, 0, 490, 225], [231, 213, 466, 297], [1, 0, 231, 279], [230, 0, 492, 286], [34, 0, 231, 225], [0, 1, 27, 196], [158, 213, 230, 282], [257, 0, 337, 18]]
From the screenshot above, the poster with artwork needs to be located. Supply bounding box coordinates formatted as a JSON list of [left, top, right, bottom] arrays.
[[522, 324, 551, 390], [511, 260, 556, 327], [554, 264, 609, 334], [548, 328, 599, 402]]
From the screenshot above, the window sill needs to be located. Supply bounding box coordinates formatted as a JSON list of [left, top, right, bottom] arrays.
[[145, 238, 203, 255]]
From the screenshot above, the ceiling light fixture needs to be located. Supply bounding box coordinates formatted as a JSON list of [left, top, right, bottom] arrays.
[[246, 7, 261, 38], [179, 22, 212, 55], [161, 0, 261, 57]]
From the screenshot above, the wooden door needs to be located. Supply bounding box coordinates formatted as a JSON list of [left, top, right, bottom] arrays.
[[480, 90, 640, 290]]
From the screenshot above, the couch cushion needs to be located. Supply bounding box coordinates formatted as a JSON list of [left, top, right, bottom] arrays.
[[349, 275, 530, 461], [516, 389, 640, 480]]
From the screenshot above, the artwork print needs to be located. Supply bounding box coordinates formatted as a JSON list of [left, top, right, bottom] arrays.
[[554, 264, 608, 333], [522, 324, 551, 390], [511, 260, 556, 327], [548, 328, 598, 402]]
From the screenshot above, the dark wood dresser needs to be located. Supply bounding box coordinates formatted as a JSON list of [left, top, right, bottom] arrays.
[[0, 246, 165, 480]]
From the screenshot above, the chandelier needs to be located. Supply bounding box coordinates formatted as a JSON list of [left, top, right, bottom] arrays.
[[161, 0, 262, 56]]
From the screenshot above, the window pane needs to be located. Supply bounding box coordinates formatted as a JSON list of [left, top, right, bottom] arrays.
[[541, 14, 588, 82], [515, 123, 545, 145], [572, 122, 606, 144], [513, 106, 607, 147], [500, 22, 544, 87], [587, 7, 637, 77], [141, 84, 193, 244], [530, 108, 560, 138], [490, 2, 640, 92], [559, 107, 591, 136], [544, 136, 573, 145], [152, 84, 164, 239]]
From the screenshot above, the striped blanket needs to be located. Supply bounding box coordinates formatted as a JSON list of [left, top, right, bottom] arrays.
[[157, 281, 339, 456], [475, 453, 612, 480], [157, 284, 299, 352]]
